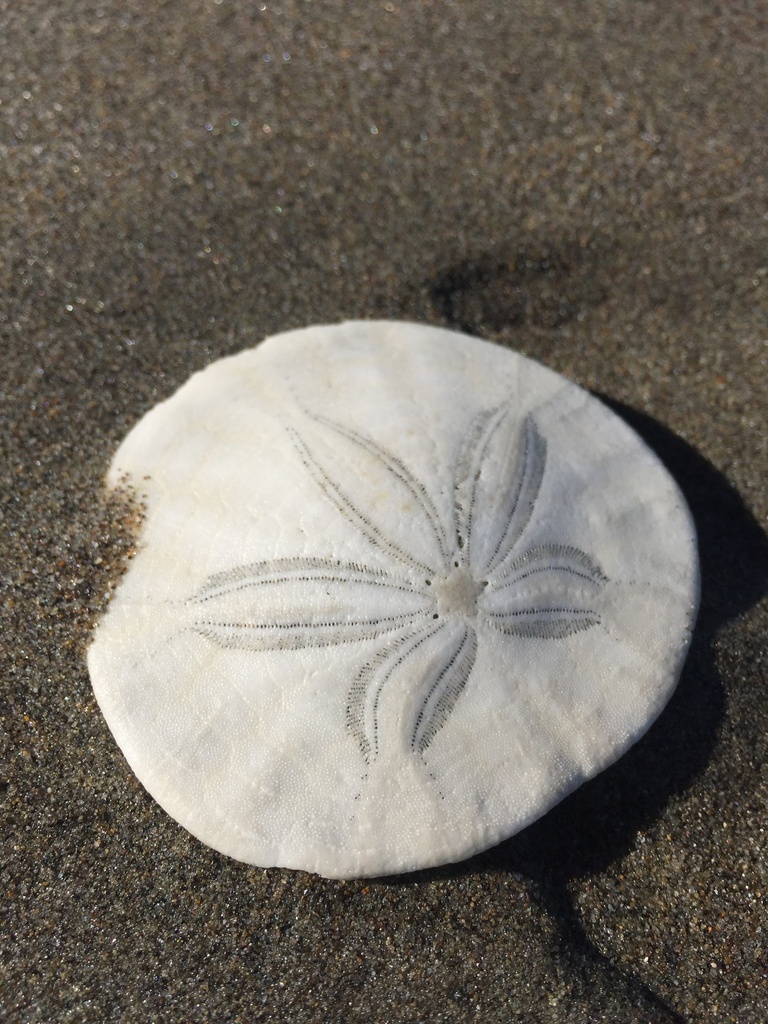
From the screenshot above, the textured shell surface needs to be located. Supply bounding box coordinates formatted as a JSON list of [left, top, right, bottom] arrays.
[[87, 321, 699, 878]]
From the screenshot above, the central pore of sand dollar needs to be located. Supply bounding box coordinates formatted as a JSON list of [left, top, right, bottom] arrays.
[[433, 565, 486, 621]]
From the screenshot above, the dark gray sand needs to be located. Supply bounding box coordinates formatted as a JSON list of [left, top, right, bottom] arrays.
[[2, 2, 766, 1021]]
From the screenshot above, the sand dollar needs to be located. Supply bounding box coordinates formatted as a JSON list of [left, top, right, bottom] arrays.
[[88, 321, 699, 878]]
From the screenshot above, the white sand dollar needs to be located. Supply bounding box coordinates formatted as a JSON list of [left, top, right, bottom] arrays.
[[88, 321, 699, 878]]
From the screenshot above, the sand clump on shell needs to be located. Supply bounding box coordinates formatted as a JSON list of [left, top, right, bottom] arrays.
[[88, 321, 699, 878]]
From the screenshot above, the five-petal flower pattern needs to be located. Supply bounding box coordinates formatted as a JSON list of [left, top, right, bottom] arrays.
[[186, 404, 607, 765]]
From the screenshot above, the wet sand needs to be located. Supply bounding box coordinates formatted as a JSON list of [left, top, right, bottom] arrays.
[[2, 2, 766, 1021]]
